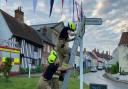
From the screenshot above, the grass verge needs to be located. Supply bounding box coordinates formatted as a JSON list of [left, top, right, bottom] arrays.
[[0, 71, 89, 89]]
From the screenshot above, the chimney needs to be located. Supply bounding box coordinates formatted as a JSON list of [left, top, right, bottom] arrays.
[[102, 50, 104, 54], [106, 51, 108, 55], [15, 7, 24, 23], [43, 26, 47, 35], [93, 48, 96, 52], [96, 49, 99, 53]]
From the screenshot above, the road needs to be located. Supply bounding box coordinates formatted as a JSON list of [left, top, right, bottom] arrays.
[[84, 70, 128, 89]]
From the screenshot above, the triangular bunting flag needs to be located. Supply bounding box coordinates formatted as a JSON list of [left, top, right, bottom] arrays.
[[49, 0, 54, 17], [5, 0, 7, 3], [75, 1, 80, 22], [61, 0, 64, 16], [33, 0, 38, 12], [62, 0, 64, 8], [72, 0, 75, 21]]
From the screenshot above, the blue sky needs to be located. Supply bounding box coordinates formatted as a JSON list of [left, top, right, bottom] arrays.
[[0, 0, 128, 54]]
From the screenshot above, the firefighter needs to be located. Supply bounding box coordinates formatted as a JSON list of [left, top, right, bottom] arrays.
[[37, 49, 58, 89], [37, 49, 73, 89], [57, 20, 76, 64], [51, 20, 76, 89]]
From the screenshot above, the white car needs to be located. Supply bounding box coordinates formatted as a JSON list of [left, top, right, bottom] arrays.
[[91, 66, 97, 72], [97, 66, 103, 70]]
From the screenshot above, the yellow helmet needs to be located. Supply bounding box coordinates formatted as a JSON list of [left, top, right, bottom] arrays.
[[48, 50, 57, 63], [68, 20, 76, 31]]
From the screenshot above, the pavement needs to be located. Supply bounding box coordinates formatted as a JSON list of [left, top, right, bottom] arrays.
[[84, 70, 128, 89], [104, 73, 128, 84]]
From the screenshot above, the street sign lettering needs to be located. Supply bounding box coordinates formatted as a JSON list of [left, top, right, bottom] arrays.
[[85, 18, 102, 25], [90, 83, 107, 89]]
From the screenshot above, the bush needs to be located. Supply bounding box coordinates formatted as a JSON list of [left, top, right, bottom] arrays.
[[20, 65, 43, 74], [1, 57, 12, 81], [84, 68, 90, 74], [20, 67, 29, 74], [106, 62, 119, 74], [35, 65, 43, 73]]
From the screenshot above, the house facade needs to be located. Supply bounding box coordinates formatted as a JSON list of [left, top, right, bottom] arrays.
[[0, 8, 43, 69], [107, 48, 119, 67], [118, 32, 128, 74], [31, 22, 64, 64]]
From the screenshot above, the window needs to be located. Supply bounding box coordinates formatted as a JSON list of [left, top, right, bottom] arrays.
[[32, 59, 35, 65], [1, 51, 10, 57], [11, 53, 20, 58], [34, 46, 38, 52]]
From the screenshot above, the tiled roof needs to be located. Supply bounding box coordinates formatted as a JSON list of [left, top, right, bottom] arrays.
[[0, 9, 42, 47], [31, 22, 64, 33], [31, 22, 64, 46], [87, 52, 97, 59], [87, 51, 111, 60], [36, 31, 55, 46], [119, 32, 128, 46]]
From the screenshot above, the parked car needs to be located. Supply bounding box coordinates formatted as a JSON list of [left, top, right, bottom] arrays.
[[97, 61, 103, 70], [91, 66, 97, 72]]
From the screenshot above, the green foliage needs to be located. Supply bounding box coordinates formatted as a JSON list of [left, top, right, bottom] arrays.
[[2, 57, 12, 81], [0, 77, 38, 89], [20, 67, 29, 74], [84, 68, 90, 74], [0, 76, 89, 89], [20, 65, 43, 74], [106, 62, 119, 74], [35, 65, 43, 73], [70, 69, 79, 78], [68, 78, 89, 89]]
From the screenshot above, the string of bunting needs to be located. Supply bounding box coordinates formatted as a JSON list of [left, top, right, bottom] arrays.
[[2, 0, 83, 19]]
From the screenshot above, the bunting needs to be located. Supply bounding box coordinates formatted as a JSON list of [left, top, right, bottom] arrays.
[[75, 0, 84, 21], [72, 0, 75, 21], [49, 0, 54, 17], [33, 0, 38, 12], [62, 0, 64, 8], [80, 2, 83, 20], [75, 1, 80, 22], [61, 0, 64, 16]]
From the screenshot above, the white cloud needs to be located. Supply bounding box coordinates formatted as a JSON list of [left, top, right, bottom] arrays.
[[58, 15, 66, 22], [92, 0, 104, 16], [1, 0, 128, 53], [38, 2, 45, 8], [25, 20, 31, 25], [114, 20, 128, 32], [108, 9, 118, 15]]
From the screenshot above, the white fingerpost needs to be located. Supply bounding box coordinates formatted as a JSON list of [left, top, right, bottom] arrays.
[[80, 38, 83, 89]]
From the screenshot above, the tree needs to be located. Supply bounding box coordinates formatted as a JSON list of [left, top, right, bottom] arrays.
[[1, 57, 12, 81]]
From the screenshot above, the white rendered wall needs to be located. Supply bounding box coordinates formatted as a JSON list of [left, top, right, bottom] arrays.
[[0, 12, 12, 40]]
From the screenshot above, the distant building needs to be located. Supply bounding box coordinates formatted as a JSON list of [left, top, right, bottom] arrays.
[[31, 22, 64, 64], [94, 48, 112, 61]]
